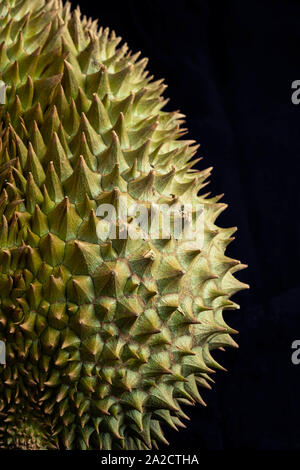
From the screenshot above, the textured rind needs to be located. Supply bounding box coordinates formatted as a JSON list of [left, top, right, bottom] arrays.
[[0, 0, 248, 450]]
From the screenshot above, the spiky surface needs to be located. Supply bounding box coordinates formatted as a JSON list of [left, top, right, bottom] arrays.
[[0, 0, 248, 450]]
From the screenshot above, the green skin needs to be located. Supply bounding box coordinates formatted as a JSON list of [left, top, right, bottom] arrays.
[[0, 0, 248, 450]]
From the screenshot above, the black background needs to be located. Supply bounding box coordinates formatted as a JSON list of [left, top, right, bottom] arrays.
[[73, 0, 299, 451]]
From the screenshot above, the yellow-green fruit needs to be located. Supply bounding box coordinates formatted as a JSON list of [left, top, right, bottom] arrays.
[[0, 0, 248, 450]]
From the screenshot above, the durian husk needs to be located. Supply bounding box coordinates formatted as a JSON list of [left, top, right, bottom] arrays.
[[0, 0, 248, 450]]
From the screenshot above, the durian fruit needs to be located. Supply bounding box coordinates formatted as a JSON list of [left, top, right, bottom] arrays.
[[0, 0, 248, 450]]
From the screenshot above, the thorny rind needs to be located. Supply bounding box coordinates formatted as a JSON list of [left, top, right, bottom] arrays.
[[0, 0, 248, 450]]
